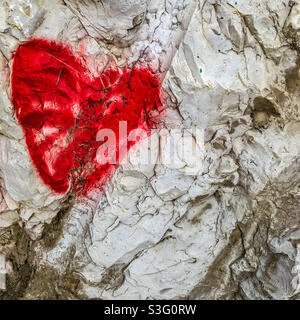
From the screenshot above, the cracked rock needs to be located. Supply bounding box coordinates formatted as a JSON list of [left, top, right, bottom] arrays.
[[1, 0, 300, 300]]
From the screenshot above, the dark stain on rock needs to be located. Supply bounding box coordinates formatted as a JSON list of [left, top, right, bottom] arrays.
[[190, 203, 213, 225], [41, 196, 74, 249], [251, 97, 279, 129], [285, 57, 300, 94], [0, 224, 33, 300], [99, 263, 126, 290]]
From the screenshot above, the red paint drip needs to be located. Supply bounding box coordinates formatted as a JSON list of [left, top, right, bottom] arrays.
[[11, 39, 163, 195]]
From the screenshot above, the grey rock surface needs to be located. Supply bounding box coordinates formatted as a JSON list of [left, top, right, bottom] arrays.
[[0, 0, 300, 300]]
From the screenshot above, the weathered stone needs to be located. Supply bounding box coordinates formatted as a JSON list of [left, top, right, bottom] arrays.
[[0, 0, 300, 300]]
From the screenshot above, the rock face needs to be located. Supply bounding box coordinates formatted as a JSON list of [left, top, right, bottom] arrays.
[[0, 0, 300, 300]]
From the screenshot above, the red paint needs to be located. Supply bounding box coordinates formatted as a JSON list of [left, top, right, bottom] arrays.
[[11, 39, 162, 195]]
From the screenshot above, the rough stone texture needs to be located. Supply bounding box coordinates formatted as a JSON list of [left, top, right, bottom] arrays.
[[0, 0, 300, 300]]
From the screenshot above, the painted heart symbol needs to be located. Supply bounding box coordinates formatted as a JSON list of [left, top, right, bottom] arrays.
[[11, 39, 163, 195]]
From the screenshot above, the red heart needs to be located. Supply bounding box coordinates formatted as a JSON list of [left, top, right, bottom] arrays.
[[11, 39, 162, 195]]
